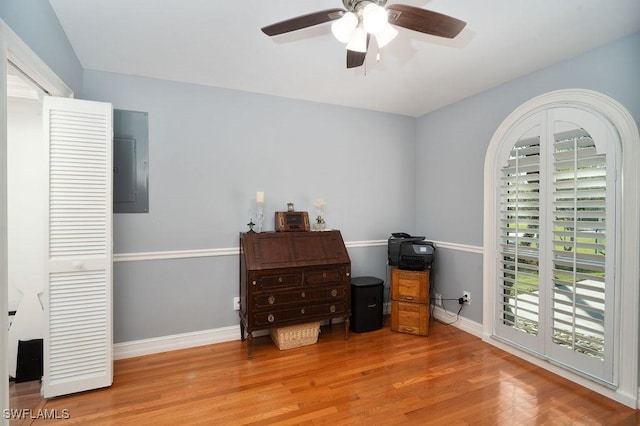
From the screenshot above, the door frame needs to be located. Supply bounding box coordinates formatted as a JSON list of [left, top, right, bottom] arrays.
[[482, 89, 640, 408], [0, 18, 72, 419]]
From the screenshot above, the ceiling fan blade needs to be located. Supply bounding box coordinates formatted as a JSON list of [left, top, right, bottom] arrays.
[[386, 4, 466, 38], [261, 8, 345, 36], [346, 35, 370, 69]]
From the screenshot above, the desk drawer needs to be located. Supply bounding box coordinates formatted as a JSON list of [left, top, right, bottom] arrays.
[[304, 268, 347, 285], [253, 302, 347, 326], [254, 286, 348, 309], [252, 272, 302, 290]]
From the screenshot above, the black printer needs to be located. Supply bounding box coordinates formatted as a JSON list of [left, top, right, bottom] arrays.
[[388, 233, 435, 271]]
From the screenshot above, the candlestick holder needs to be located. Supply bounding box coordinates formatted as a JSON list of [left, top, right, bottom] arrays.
[[256, 202, 264, 233]]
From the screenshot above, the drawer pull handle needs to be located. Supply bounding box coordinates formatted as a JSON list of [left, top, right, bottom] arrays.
[[331, 289, 338, 297], [323, 272, 327, 278], [330, 305, 336, 313], [301, 292, 306, 298], [268, 314, 275, 323], [252, 280, 257, 286], [405, 296, 414, 300], [346, 272, 350, 277], [301, 308, 305, 314], [278, 277, 283, 283], [268, 296, 275, 305]]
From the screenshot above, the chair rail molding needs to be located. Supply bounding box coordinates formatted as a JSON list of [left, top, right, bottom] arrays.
[[113, 239, 482, 263]]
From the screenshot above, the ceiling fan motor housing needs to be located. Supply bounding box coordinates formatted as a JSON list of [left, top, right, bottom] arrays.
[[343, 0, 387, 12]]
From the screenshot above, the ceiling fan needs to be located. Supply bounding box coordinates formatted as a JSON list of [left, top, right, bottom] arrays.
[[261, 0, 466, 69]]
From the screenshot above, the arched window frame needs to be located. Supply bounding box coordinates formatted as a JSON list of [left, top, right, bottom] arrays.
[[483, 89, 639, 408]]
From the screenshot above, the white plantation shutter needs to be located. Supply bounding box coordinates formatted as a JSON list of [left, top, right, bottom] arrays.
[[552, 129, 606, 356], [495, 113, 544, 351], [545, 108, 615, 383], [495, 107, 617, 385], [499, 137, 541, 331], [42, 96, 113, 398]]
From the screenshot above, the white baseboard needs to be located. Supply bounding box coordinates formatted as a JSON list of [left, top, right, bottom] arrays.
[[113, 321, 339, 360], [113, 325, 241, 360], [113, 310, 481, 361], [431, 305, 483, 338]]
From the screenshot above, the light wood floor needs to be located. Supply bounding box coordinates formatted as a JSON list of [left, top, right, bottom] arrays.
[[9, 319, 639, 425]]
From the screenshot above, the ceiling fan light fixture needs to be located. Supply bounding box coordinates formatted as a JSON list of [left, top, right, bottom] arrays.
[[346, 26, 368, 53], [375, 23, 398, 48], [362, 3, 388, 34], [261, 2, 467, 69], [331, 11, 358, 43]]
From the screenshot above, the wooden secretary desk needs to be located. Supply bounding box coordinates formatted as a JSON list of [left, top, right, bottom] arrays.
[[239, 230, 351, 358]]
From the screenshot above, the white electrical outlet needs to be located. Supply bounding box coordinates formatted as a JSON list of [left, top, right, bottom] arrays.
[[463, 291, 471, 305], [233, 297, 240, 311], [435, 293, 442, 307]]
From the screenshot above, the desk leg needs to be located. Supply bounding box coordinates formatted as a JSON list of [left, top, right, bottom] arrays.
[[247, 332, 253, 359], [344, 317, 350, 340], [240, 321, 245, 341]]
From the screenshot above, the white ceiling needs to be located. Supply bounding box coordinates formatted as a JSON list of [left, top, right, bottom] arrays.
[[49, 0, 640, 117]]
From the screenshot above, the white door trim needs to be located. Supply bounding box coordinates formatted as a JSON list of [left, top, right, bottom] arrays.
[[0, 33, 9, 422], [483, 89, 640, 408], [0, 19, 73, 98]]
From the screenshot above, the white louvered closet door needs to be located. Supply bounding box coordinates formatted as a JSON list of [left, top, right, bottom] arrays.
[[42, 96, 113, 398]]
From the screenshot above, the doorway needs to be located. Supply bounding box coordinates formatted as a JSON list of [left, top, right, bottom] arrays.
[[1, 20, 74, 415], [7, 61, 47, 387]]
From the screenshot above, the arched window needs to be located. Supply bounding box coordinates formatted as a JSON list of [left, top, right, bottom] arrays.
[[483, 90, 639, 407]]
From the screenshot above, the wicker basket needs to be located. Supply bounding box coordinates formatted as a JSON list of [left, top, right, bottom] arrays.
[[270, 322, 320, 350]]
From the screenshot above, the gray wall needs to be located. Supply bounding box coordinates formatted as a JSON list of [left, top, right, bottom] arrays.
[[82, 71, 416, 342], [3, 0, 639, 341], [415, 32, 640, 324], [0, 0, 83, 97]]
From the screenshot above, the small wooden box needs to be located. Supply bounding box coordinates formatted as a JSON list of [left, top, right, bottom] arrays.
[[275, 211, 310, 232]]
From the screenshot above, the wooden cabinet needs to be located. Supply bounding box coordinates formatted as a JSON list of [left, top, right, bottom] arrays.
[[239, 230, 351, 357], [390, 267, 430, 336]]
